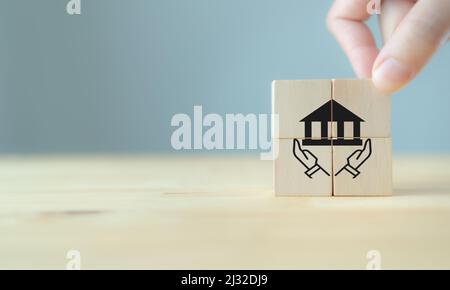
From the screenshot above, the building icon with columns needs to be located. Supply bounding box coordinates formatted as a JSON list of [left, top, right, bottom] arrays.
[[301, 100, 364, 146]]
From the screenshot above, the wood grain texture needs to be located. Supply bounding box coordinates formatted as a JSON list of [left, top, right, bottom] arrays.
[[332, 79, 391, 139], [275, 139, 332, 196], [333, 138, 393, 196], [0, 155, 450, 269], [273, 80, 332, 139]]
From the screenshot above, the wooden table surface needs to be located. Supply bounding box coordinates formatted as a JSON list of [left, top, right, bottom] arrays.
[[1, 155, 450, 269]]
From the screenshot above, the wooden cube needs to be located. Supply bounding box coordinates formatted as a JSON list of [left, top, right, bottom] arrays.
[[333, 138, 393, 196], [272, 79, 392, 197], [332, 79, 391, 139], [274, 139, 332, 196], [272, 80, 332, 139]]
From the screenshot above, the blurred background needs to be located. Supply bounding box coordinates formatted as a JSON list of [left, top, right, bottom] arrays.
[[0, 0, 448, 154]]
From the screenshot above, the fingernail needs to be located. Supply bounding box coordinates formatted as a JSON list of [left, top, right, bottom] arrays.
[[372, 58, 413, 93]]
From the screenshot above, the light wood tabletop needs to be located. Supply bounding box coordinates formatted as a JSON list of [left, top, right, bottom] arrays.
[[1, 155, 450, 269]]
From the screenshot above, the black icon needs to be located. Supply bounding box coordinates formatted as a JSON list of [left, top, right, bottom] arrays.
[[293, 101, 372, 179], [335, 139, 372, 178], [293, 139, 330, 178], [300, 100, 364, 146]]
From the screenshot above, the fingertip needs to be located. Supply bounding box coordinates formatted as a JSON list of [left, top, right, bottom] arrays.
[[372, 57, 414, 94]]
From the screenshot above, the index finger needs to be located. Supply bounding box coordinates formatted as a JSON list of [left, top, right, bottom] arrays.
[[327, 0, 379, 78]]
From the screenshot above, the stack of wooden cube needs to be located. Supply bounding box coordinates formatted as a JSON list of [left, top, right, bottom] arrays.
[[273, 79, 392, 196]]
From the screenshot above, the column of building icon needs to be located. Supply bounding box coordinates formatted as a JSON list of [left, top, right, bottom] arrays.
[[294, 100, 372, 179]]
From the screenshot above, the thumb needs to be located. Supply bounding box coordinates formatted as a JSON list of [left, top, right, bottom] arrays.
[[357, 139, 372, 159], [372, 0, 450, 93], [293, 139, 302, 156]]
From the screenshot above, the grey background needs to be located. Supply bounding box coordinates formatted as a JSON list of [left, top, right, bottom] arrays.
[[0, 0, 449, 154]]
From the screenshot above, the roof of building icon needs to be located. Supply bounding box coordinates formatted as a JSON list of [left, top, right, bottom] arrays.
[[300, 100, 364, 123]]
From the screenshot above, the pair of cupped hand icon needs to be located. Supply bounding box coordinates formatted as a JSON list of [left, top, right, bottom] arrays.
[[293, 139, 372, 179]]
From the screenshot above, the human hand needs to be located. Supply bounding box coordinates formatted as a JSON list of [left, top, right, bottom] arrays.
[[293, 139, 330, 178], [327, 0, 450, 93], [335, 139, 372, 178]]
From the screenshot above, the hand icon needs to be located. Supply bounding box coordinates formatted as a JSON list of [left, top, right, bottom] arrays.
[[335, 139, 373, 178], [293, 139, 330, 178]]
